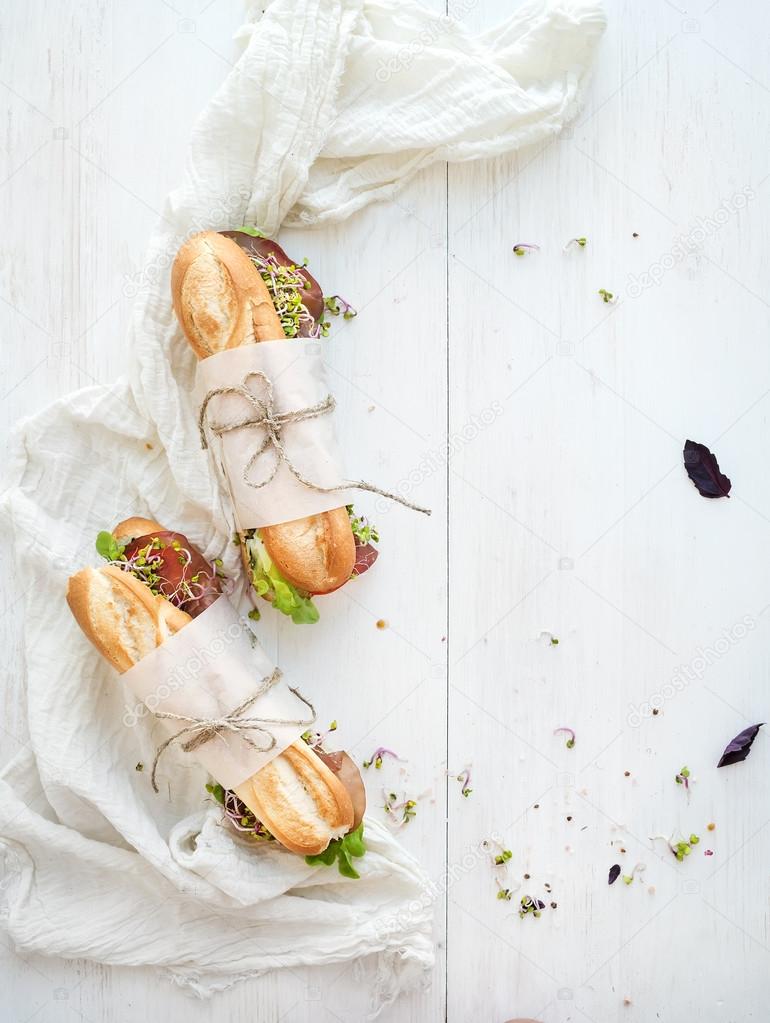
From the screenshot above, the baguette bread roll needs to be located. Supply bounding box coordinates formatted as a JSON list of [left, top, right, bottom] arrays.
[[67, 546, 354, 855], [171, 231, 355, 596]]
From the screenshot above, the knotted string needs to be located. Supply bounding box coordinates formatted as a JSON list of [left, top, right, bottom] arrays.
[[198, 370, 431, 515], [150, 668, 316, 793]]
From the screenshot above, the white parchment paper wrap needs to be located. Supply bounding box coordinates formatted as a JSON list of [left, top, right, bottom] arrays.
[[195, 339, 353, 529], [122, 596, 312, 789]]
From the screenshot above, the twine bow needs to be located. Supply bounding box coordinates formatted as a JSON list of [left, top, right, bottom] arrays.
[[150, 668, 316, 793], [199, 370, 431, 515]]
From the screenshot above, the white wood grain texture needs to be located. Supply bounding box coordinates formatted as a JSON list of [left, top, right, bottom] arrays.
[[447, 0, 770, 1021], [2, 0, 770, 1021]]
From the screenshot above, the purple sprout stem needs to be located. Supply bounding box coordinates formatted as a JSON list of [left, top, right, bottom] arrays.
[[327, 293, 357, 317], [365, 746, 402, 768], [554, 727, 576, 748]]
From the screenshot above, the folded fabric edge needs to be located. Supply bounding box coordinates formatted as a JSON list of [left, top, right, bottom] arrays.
[[161, 941, 435, 1012]]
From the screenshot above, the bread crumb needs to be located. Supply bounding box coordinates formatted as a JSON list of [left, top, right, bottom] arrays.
[[376, 619, 387, 630]]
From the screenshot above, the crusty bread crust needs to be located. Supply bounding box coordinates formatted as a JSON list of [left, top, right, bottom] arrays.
[[171, 231, 356, 595], [235, 740, 354, 855], [261, 508, 356, 595], [67, 538, 353, 853], [66, 565, 190, 672], [171, 231, 283, 357], [112, 516, 166, 545]]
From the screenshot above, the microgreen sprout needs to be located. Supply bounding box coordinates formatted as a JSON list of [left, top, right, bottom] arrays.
[[494, 848, 513, 866], [513, 243, 540, 256], [383, 791, 417, 826], [324, 294, 357, 320], [554, 726, 576, 749], [453, 767, 472, 797], [301, 721, 338, 750], [598, 288, 615, 304], [564, 237, 587, 250], [651, 831, 700, 861], [519, 895, 546, 919], [223, 789, 274, 841], [347, 506, 379, 545], [494, 875, 513, 900], [96, 532, 215, 611], [363, 746, 402, 769], [675, 765, 690, 788], [621, 863, 646, 885], [248, 251, 319, 338]]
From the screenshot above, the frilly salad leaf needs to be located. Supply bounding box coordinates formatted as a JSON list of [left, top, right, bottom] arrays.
[[245, 533, 319, 625], [234, 225, 266, 237], [95, 531, 125, 562], [305, 823, 366, 879]]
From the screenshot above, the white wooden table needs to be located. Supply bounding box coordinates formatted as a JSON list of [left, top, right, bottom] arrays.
[[2, 1, 769, 1020]]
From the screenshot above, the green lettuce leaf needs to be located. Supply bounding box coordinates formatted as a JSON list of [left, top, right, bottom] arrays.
[[95, 531, 124, 562], [245, 533, 319, 625], [305, 823, 366, 879]]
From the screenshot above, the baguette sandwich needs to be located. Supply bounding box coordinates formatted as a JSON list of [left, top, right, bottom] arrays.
[[171, 230, 378, 625], [67, 517, 366, 861]]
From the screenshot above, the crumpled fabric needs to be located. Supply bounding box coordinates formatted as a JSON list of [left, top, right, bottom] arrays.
[[0, 0, 604, 1011]]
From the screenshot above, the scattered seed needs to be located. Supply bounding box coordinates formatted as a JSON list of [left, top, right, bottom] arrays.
[[376, 619, 387, 630]]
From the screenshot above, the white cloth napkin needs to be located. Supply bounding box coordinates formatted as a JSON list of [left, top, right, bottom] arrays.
[[0, 0, 604, 1012]]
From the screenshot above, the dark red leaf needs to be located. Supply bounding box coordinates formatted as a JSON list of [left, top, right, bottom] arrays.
[[314, 749, 367, 830], [717, 723, 763, 768], [608, 864, 621, 885], [222, 231, 324, 335], [683, 439, 731, 498], [123, 531, 221, 618], [352, 541, 379, 577]]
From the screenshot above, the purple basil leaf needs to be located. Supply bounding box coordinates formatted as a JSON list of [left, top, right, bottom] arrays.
[[717, 723, 763, 768], [683, 439, 732, 498], [608, 864, 621, 885]]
